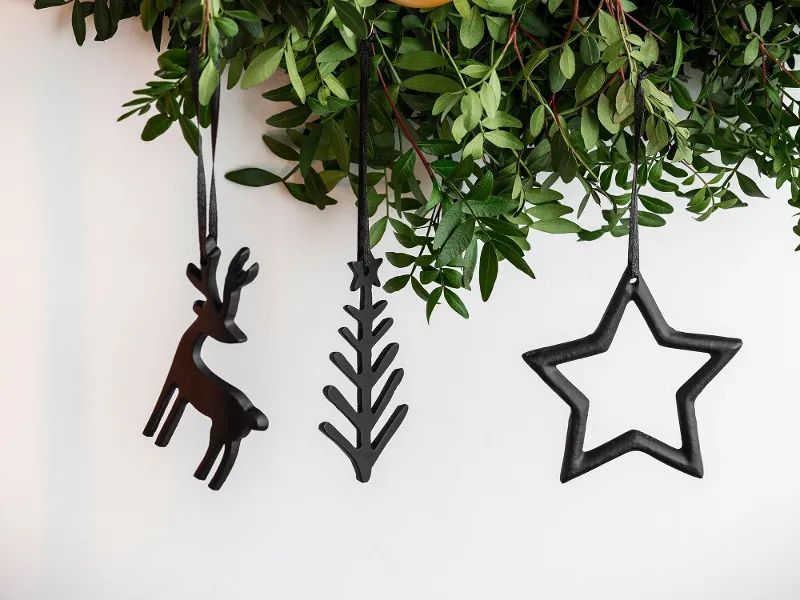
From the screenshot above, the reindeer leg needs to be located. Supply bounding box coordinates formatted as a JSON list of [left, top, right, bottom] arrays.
[[155, 396, 188, 447], [143, 382, 177, 437], [208, 441, 240, 491], [194, 437, 223, 481]]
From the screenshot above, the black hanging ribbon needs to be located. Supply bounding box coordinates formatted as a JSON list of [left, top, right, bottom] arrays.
[[357, 38, 372, 267], [190, 47, 221, 261], [629, 67, 657, 279]]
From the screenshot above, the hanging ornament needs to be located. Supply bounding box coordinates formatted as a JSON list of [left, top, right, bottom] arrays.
[[319, 39, 409, 483], [143, 50, 268, 491], [522, 69, 742, 483]]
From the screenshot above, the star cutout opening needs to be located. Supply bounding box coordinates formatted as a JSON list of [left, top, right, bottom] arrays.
[[522, 268, 742, 483]]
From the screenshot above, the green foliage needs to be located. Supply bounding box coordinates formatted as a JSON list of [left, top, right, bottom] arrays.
[[42, 0, 800, 318]]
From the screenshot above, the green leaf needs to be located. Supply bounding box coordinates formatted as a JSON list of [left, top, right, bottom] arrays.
[[299, 124, 323, 176], [530, 218, 581, 234], [392, 149, 416, 184], [760, 2, 773, 35], [482, 112, 522, 129], [639, 195, 674, 214], [384, 275, 410, 293], [370, 216, 388, 247], [454, 0, 471, 18], [241, 47, 284, 90], [672, 34, 684, 78], [466, 172, 494, 201], [140, 0, 158, 31], [227, 52, 245, 90], [438, 220, 474, 266], [743, 37, 760, 65], [638, 32, 659, 67], [719, 26, 741, 46], [316, 42, 355, 63], [216, 17, 238, 37], [226, 10, 260, 22], [460, 6, 485, 49], [394, 51, 447, 71], [444, 289, 469, 319], [332, 0, 368, 40], [598, 10, 621, 45], [737, 172, 768, 198], [461, 90, 483, 131], [526, 188, 564, 204], [93, 0, 112, 41], [386, 252, 416, 268], [581, 107, 599, 150], [417, 139, 461, 155], [225, 168, 282, 187], [178, 115, 199, 154], [141, 114, 172, 141], [560, 45, 576, 79], [744, 4, 757, 30], [598, 92, 619, 133], [426, 287, 443, 323], [530, 105, 545, 137], [266, 106, 311, 128], [637, 211, 666, 227], [306, 169, 333, 209], [199, 61, 219, 106], [670, 80, 693, 111], [263, 135, 300, 161], [325, 120, 350, 171], [466, 196, 516, 217], [479, 242, 498, 301], [491, 237, 535, 278], [34, 0, 67, 8], [484, 130, 523, 150], [527, 204, 573, 220], [575, 65, 605, 103], [433, 203, 463, 249], [71, 0, 86, 46], [284, 42, 306, 103], [403, 75, 461, 93]]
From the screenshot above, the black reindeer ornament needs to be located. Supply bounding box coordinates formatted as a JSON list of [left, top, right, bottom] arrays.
[[144, 51, 267, 490], [144, 238, 267, 490]]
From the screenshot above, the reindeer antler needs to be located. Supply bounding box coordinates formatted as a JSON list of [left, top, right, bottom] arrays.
[[187, 238, 223, 308], [221, 247, 259, 317]]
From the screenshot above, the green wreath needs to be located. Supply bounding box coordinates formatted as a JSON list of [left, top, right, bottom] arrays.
[[35, 0, 800, 319]]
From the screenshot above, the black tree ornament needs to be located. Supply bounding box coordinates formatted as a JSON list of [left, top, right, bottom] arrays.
[[143, 52, 268, 491], [319, 38, 408, 483], [522, 69, 742, 483]]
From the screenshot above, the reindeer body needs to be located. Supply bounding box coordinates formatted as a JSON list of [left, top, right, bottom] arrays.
[[144, 238, 267, 490]]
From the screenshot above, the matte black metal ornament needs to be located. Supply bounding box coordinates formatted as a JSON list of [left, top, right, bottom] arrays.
[[143, 52, 268, 490], [319, 39, 408, 482], [522, 267, 742, 482], [522, 69, 742, 482]]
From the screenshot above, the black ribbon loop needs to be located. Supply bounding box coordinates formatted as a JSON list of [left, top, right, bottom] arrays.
[[190, 47, 221, 261], [629, 66, 657, 279], [357, 38, 372, 267]]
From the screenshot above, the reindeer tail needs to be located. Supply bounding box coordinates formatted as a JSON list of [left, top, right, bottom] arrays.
[[247, 407, 269, 431]]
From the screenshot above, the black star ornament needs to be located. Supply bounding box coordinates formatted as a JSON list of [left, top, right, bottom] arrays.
[[522, 268, 742, 483]]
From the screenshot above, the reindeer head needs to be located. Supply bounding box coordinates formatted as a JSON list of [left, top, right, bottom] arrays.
[[186, 238, 259, 344]]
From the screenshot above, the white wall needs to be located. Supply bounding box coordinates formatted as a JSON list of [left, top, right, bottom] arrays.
[[3, 4, 800, 599]]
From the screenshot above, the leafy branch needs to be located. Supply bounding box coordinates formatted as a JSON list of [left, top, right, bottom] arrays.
[[38, 0, 800, 316]]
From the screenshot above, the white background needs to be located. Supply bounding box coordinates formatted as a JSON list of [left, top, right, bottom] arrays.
[[2, 4, 799, 599]]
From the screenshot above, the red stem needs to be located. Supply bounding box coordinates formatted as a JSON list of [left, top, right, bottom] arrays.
[[371, 45, 433, 178]]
